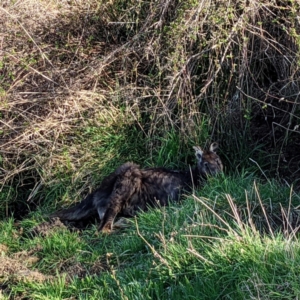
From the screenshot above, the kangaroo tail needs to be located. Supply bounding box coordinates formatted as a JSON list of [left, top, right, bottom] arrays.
[[50, 194, 96, 221]]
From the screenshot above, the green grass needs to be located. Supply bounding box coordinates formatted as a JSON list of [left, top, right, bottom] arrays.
[[1, 1, 300, 298], [1, 171, 299, 299], [0, 109, 298, 299]]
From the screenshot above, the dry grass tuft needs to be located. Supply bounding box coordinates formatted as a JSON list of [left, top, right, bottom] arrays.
[[0, 244, 53, 284]]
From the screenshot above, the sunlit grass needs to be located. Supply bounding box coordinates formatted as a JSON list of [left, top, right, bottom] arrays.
[[1, 0, 300, 298], [2, 172, 299, 299]]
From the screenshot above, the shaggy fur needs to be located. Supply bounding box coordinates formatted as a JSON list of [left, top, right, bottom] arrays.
[[51, 143, 223, 233]]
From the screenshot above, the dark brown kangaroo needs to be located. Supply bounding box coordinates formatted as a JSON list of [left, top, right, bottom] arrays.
[[51, 143, 223, 233]]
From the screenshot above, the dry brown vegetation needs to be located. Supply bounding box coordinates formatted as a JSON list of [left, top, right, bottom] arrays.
[[0, 244, 52, 283], [1, 0, 300, 217]]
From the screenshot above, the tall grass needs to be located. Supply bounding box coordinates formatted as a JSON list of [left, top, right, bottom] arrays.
[[1, 0, 300, 298]]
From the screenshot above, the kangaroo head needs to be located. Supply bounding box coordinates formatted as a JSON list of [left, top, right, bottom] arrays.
[[193, 142, 223, 177]]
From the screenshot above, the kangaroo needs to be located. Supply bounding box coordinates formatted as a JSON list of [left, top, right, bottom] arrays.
[[51, 143, 223, 233]]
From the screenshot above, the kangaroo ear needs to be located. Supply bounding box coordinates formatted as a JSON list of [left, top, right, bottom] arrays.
[[193, 146, 203, 161], [209, 142, 219, 153]]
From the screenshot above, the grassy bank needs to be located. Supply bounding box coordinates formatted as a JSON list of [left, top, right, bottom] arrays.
[[1, 173, 299, 299], [1, 0, 300, 298]]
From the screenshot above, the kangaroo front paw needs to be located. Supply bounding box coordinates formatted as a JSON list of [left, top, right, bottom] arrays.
[[100, 223, 113, 234]]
